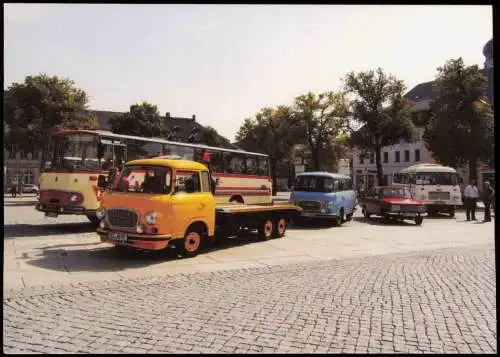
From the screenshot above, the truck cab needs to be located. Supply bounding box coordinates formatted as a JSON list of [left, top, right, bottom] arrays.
[[96, 158, 216, 256]]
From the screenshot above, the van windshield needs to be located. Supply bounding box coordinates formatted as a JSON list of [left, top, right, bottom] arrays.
[[294, 176, 335, 193], [415, 172, 458, 185], [112, 165, 172, 194]]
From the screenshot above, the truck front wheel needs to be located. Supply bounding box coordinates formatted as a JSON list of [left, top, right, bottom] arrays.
[[181, 230, 204, 257]]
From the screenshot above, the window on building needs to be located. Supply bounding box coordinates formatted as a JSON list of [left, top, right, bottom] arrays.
[[395, 151, 400, 162], [359, 154, 364, 165], [369, 153, 374, 164], [404, 150, 410, 162], [383, 152, 388, 163], [414, 149, 421, 162], [383, 174, 389, 185]]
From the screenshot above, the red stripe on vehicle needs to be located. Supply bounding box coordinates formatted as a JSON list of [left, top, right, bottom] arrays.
[[214, 192, 271, 196], [212, 172, 271, 180]]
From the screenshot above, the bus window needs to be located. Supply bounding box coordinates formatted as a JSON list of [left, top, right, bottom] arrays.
[[230, 154, 245, 174], [245, 156, 257, 175], [209, 151, 223, 173], [257, 157, 270, 176]]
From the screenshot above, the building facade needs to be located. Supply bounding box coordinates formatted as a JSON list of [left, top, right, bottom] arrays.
[[352, 38, 494, 189]]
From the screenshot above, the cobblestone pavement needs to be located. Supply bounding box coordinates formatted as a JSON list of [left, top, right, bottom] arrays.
[[4, 244, 496, 354]]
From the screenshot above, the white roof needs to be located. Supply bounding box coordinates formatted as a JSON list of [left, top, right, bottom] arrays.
[[401, 163, 457, 174]]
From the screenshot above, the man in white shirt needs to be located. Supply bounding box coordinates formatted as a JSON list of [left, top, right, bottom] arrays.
[[463, 179, 479, 221]]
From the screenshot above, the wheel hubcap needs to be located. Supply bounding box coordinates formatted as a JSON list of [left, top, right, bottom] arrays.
[[278, 218, 286, 236], [185, 232, 201, 252], [264, 221, 273, 236]]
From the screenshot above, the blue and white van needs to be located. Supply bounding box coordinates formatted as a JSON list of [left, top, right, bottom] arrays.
[[289, 172, 357, 225]]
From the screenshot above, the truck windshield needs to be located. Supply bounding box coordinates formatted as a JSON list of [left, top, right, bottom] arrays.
[[112, 165, 172, 194], [45, 133, 101, 171], [294, 176, 335, 193], [415, 172, 458, 186]]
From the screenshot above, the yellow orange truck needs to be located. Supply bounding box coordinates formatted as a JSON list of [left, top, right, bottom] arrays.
[[95, 158, 301, 256]]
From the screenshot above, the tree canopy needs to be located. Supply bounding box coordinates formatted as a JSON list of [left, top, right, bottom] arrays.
[[4, 74, 98, 154], [344, 68, 414, 185], [423, 58, 494, 180]]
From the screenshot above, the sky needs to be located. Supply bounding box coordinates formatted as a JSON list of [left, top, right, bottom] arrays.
[[4, 4, 493, 141]]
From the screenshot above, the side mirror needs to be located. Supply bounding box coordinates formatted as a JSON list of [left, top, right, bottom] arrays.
[[97, 175, 108, 188]]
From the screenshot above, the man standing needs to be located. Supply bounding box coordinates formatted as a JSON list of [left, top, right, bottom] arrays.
[[463, 179, 479, 221], [482, 181, 495, 222]]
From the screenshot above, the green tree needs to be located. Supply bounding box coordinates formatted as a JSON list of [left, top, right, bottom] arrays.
[[197, 125, 233, 148], [109, 102, 168, 158], [293, 91, 350, 171], [235, 105, 300, 194], [4, 74, 98, 154], [344, 68, 414, 185], [423, 58, 494, 181]]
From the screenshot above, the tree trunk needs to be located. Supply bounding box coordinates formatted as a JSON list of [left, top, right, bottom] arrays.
[[469, 158, 478, 182], [271, 158, 278, 196], [375, 146, 384, 185], [311, 147, 321, 171]]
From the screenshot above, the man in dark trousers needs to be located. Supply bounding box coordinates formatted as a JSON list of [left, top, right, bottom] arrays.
[[482, 181, 495, 222], [463, 179, 479, 221]]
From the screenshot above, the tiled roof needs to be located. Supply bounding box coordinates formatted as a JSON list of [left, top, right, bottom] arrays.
[[404, 67, 494, 105]]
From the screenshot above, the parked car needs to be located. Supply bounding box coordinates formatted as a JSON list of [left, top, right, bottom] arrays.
[[21, 184, 39, 194], [289, 172, 357, 226], [360, 185, 426, 225]]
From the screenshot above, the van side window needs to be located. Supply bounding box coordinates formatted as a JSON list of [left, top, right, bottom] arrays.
[[257, 157, 269, 176], [200, 171, 210, 193], [175, 171, 201, 193], [245, 156, 257, 175]]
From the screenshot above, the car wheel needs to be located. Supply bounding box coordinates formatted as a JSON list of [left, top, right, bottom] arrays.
[[415, 216, 424, 225], [449, 208, 455, 218], [364, 209, 371, 220], [345, 213, 353, 222], [339, 208, 345, 224]]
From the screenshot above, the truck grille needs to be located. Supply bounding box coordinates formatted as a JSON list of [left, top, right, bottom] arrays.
[[428, 192, 450, 200], [107, 209, 138, 228], [298, 200, 321, 211]]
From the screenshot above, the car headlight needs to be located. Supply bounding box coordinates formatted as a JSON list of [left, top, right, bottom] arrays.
[[96, 208, 106, 219], [70, 194, 78, 202], [145, 211, 157, 225], [136, 224, 144, 234], [391, 205, 400, 212], [327, 201, 335, 210]]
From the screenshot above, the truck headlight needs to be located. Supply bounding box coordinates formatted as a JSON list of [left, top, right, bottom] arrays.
[[145, 211, 158, 225], [96, 208, 106, 219], [391, 205, 400, 212]]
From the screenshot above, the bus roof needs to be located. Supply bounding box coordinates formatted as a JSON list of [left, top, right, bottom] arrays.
[[126, 158, 209, 171], [400, 163, 457, 173], [52, 129, 269, 157], [297, 171, 351, 179]]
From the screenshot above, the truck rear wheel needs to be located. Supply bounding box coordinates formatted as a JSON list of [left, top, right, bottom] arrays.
[[259, 219, 274, 240], [272, 217, 287, 238], [182, 230, 204, 257]]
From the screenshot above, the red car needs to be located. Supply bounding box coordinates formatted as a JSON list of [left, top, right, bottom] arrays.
[[361, 186, 426, 225]]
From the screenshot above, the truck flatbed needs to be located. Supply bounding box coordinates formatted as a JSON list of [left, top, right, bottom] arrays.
[[215, 203, 302, 240]]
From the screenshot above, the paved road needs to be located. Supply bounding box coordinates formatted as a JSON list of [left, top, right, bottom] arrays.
[[4, 244, 496, 354], [3, 197, 497, 353]]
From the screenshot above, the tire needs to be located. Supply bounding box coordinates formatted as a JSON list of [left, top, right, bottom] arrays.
[[364, 209, 371, 220], [449, 208, 455, 218], [258, 218, 274, 240], [272, 217, 287, 238], [339, 208, 345, 224], [181, 229, 204, 257], [415, 216, 423, 226], [293, 216, 306, 226], [86, 214, 100, 226], [345, 212, 353, 222]]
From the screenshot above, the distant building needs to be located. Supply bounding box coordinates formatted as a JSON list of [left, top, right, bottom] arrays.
[[352, 38, 494, 189]]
